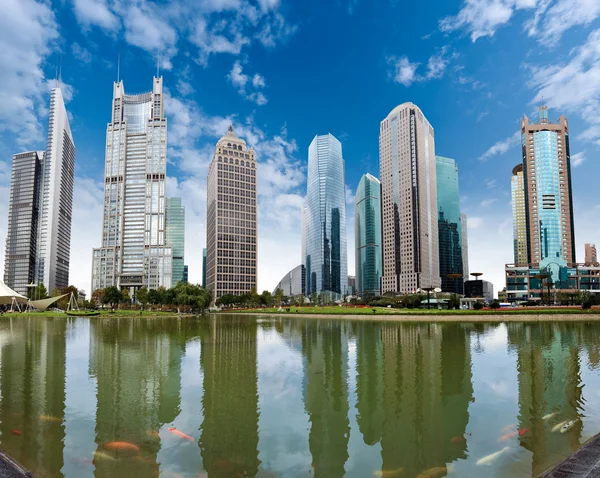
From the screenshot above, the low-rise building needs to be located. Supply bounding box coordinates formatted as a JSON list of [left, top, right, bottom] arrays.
[[464, 279, 494, 302]]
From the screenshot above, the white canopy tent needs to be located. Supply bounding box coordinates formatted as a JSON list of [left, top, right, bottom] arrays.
[[0, 280, 28, 305]]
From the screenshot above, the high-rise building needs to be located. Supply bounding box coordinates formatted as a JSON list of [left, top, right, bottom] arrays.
[[585, 244, 597, 265], [202, 248, 206, 287], [435, 156, 464, 294], [166, 197, 185, 285], [521, 107, 575, 267], [354, 173, 382, 296], [36, 87, 76, 293], [3, 151, 43, 295], [460, 213, 469, 282], [183, 265, 189, 284], [205, 126, 257, 301], [273, 265, 305, 297], [379, 103, 440, 294], [511, 164, 528, 265], [91, 77, 172, 293], [304, 134, 348, 299]]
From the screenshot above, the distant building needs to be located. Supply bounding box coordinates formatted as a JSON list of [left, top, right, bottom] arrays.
[[205, 126, 257, 301], [3, 152, 43, 296], [498, 288, 507, 302], [92, 77, 172, 293], [436, 156, 464, 294], [304, 134, 348, 299], [585, 244, 597, 265], [354, 173, 382, 297], [183, 265, 189, 284], [202, 248, 206, 287], [166, 198, 185, 285], [78, 289, 87, 301], [464, 280, 494, 302], [273, 265, 305, 297], [461, 213, 469, 283], [347, 276, 356, 296], [380, 103, 440, 294], [511, 164, 528, 265]]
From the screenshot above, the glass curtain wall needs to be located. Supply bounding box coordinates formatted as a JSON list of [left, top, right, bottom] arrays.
[[355, 174, 382, 296]]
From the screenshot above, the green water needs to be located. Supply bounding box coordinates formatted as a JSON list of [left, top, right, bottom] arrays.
[[0, 316, 599, 478]]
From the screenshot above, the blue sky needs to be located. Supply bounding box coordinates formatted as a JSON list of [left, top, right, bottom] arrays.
[[0, 0, 599, 295]]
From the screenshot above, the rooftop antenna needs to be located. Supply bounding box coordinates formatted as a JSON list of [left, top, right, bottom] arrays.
[[117, 52, 121, 82], [156, 50, 161, 78]]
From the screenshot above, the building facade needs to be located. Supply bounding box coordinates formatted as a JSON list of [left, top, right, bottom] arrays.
[[380, 103, 440, 294], [354, 173, 382, 296], [183, 265, 189, 284], [461, 213, 469, 282], [304, 134, 348, 299], [202, 248, 206, 287], [585, 244, 597, 265], [166, 197, 185, 285], [36, 87, 76, 293], [511, 164, 528, 265], [205, 126, 257, 301], [435, 156, 464, 294], [91, 77, 172, 293], [464, 279, 494, 302], [273, 265, 305, 297], [3, 152, 43, 295]]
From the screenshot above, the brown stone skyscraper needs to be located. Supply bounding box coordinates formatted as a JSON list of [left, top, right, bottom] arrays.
[[520, 107, 575, 266], [379, 103, 440, 294], [585, 244, 597, 265], [206, 126, 257, 301]]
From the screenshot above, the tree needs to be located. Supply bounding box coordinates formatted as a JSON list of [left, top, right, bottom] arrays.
[[51, 288, 61, 297], [309, 292, 317, 305], [473, 302, 484, 310], [490, 300, 501, 310], [122, 288, 130, 304], [92, 289, 104, 307], [274, 288, 284, 307], [136, 287, 149, 308], [102, 286, 122, 309], [28, 283, 48, 300], [58, 285, 79, 310]]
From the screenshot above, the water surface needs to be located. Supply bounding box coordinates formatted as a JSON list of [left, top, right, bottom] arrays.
[[0, 315, 599, 478]]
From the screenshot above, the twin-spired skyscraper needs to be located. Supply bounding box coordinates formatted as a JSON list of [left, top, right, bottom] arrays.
[[92, 77, 172, 293], [304, 134, 348, 299], [4, 87, 75, 295]]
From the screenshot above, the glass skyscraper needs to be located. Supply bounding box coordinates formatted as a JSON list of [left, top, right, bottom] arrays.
[[511, 164, 528, 265], [166, 197, 185, 285], [354, 173, 382, 296], [435, 156, 464, 294], [91, 77, 172, 293], [304, 134, 348, 298]]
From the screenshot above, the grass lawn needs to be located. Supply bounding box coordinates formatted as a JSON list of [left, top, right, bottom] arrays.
[[0, 309, 190, 318], [227, 306, 599, 316]]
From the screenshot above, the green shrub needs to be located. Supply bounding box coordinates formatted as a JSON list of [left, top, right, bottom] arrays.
[[473, 302, 484, 310]]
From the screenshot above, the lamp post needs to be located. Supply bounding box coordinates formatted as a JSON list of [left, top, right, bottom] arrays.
[[533, 273, 548, 305], [421, 287, 435, 310], [447, 273, 463, 309]]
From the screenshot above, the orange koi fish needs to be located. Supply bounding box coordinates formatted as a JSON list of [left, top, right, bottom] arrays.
[[104, 441, 140, 453], [416, 466, 447, 478], [168, 427, 194, 442], [497, 431, 518, 442], [11, 429, 21, 436], [518, 428, 530, 436], [450, 435, 466, 443], [500, 424, 516, 433], [39, 415, 62, 423]]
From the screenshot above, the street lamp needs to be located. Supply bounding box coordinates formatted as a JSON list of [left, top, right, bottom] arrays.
[[447, 273, 463, 309], [533, 273, 548, 305]]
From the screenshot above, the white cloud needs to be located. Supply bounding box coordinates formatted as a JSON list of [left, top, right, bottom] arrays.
[[0, 0, 59, 145], [531, 0, 600, 46], [528, 29, 600, 144], [481, 198, 498, 207], [71, 42, 92, 63], [479, 130, 520, 161], [72, 0, 119, 31], [388, 56, 420, 87], [571, 151, 586, 167], [227, 61, 268, 105], [388, 48, 457, 87], [426, 47, 457, 79], [345, 185, 356, 205], [486, 179, 498, 189]]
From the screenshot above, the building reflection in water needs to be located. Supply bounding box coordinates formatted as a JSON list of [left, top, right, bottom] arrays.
[[0, 317, 66, 477], [89, 318, 187, 477], [199, 316, 260, 477], [504, 323, 585, 477], [301, 320, 350, 477]]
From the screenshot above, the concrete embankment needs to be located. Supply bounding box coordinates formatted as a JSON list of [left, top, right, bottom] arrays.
[[539, 433, 600, 477], [0, 449, 33, 477]]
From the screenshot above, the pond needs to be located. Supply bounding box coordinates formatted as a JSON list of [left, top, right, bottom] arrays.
[[0, 315, 598, 478]]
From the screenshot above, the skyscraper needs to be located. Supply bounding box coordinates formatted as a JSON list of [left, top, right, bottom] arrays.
[[512, 164, 528, 265], [36, 87, 75, 293], [205, 126, 257, 301], [3, 151, 43, 295], [585, 244, 597, 265], [202, 248, 206, 287], [379, 103, 440, 294], [166, 197, 185, 285], [521, 107, 575, 268], [460, 213, 469, 282], [436, 156, 464, 294], [91, 77, 172, 293], [355, 173, 382, 296], [304, 134, 348, 299]]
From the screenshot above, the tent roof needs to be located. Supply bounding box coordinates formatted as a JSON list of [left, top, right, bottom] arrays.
[[30, 294, 68, 311], [0, 280, 28, 305]]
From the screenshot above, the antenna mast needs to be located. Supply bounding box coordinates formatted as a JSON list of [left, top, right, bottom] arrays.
[[117, 52, 121, 82]]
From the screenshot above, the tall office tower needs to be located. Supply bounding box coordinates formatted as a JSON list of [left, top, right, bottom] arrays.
[[91, 77, 172, 293], [36, 87, 75, 293], [304, 134, 348, 299], [511, 164, 528, 265], [202, 248, 206, 287], [301, 206, 307, 266], [460, 213, 469, 281], [166, 197, 185, 285], [183, 265, 188, 283], [379, 103, 440, 294], [585, 244, 597, 265], [521, 107, 575, 268], [436, 156, 464, 294], [3, 152, 43, 295], [205, 126, 257, 301], [355, 173, 382, 296]]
